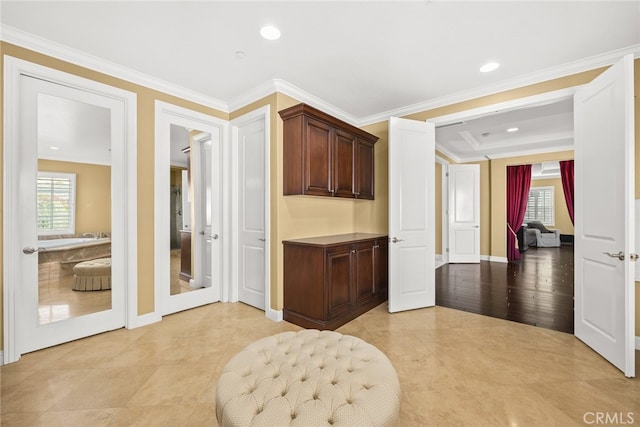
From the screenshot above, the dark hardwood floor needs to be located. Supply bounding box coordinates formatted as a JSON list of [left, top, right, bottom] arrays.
[[436, 245, 574, 333]]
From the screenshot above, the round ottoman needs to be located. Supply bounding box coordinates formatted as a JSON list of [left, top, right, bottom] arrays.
[[72, 257, 111, 291], [216, 330, 401, 427]]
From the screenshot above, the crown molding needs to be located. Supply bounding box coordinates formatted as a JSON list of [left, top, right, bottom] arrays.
[[482, 144, 574, 162], [3, 25, 638, 129], [1, 25, 229, 113], [358, 44, 640, 127], [228, 78, 360, 127]]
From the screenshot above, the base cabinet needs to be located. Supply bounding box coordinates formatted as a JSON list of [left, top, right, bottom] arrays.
[[283, 233, 388, 330]]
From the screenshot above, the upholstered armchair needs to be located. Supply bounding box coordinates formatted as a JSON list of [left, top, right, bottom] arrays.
[[525, 221, 561, 247]]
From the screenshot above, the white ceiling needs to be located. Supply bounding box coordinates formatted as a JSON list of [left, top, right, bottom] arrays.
[[4, 1, 639, 163]]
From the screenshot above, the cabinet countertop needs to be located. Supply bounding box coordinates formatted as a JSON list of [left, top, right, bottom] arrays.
[[282, 233, 387, 247]]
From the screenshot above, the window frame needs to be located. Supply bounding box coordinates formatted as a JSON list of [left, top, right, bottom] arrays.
[[524, 185, 555, 226], [37, 171, 77, 236]]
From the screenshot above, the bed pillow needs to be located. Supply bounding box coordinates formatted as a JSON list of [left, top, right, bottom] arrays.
[[527, 221, 552, 233]]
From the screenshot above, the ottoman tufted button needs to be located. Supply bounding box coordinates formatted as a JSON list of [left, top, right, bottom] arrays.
[[216, 330, 400, 427]]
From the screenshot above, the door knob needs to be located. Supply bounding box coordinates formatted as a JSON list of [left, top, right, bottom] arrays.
[[603, 251, 625, 261], [211, 234, 219, 240], [258, 238, 266, 242], [22, 246, 39, 255], [391, 237, 404, 243]]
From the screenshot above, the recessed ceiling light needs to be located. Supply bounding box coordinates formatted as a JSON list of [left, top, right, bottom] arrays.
[[480, 62, 500, 73], [49, 146, 59, 150], [260, 25, 281, 41], [235, 50, 246, 59], [507, 127, 519, 132]]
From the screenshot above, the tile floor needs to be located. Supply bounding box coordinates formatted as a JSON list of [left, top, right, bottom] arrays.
[[1, 302, 639, 426]]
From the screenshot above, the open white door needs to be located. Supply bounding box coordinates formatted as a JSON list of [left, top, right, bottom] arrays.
[[448, 164, 480, 263], [574, 54, 635, 377], [388, 117, 435, 313]]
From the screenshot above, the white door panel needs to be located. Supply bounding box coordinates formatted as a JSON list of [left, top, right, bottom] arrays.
[[18, 75, 125, 354], [448, 164, 480, 263], [236, 114, 266, 310], [155, 102, 224, 316], [574, 54, 635, 377], [388, 117, 435, 313]]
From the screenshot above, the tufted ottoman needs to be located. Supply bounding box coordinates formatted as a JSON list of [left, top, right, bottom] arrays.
[[72, 257, 111, 291], [216, 330, 401, 427]]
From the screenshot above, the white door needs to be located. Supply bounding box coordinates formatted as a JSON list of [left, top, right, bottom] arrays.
[[574, 54, 635, 377], [235, 115, 267, 310], [388, 117, 435, 312], [163, 131, 221, 315], [448, 164, 480, 263], [193, 132, 216, 289], [155, 102, 226, 316], [17, 74, 125, 354]]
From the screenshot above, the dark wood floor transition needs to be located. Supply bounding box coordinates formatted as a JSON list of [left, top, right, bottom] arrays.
[[436, 245, 574, 333]]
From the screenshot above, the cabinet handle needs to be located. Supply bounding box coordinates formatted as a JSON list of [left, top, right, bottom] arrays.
[[373, 245, 380, 249], [351, 250, 356, 254]]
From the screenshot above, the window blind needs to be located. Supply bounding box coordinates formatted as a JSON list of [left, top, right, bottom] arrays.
[[37, 172, 76, 234], [524, 186, 554, 225]]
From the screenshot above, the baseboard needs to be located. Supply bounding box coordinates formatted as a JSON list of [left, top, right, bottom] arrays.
[[0, 351, 4, 366], [636, 336, 640, 350], [266, 307, 283, 322], [435, 254, 443, 262], [130, 311, 162, 329], [489, 256, 508, 263]]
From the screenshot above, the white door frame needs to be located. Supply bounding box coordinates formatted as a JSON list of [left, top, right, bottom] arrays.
[[3, 56, 138, 364], [154, 101, 229, 316], [230, 106, 274, 319]]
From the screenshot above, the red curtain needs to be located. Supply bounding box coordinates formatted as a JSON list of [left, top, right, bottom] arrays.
[[560, 160, 574, 225], [507, 165, 532, 262]]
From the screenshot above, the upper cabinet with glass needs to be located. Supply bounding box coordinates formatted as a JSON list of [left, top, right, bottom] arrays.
[[279, 103, 378, 200]]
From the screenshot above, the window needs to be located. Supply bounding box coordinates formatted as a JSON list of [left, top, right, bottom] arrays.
[[37, 172, 76, 235], [524, 186, 554, 226]]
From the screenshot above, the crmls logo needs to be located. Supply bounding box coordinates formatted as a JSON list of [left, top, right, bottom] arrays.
[[583, 412, 635, 425]]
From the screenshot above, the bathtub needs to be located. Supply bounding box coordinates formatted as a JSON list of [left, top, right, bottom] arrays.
[[37, 237, 111, 264]]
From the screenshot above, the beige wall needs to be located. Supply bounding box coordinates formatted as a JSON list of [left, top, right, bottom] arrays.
[[38, 160, 111, 235], [529, 177, 574, 235]]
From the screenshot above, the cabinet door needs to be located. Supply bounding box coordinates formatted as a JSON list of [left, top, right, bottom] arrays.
[[334, 129, 356, 198], [303, 117, 333, 196], [326, 245, 353, 319], [355, 138, 375, 199], [374, 239, 388, 298], [355, 242, 375, 306]]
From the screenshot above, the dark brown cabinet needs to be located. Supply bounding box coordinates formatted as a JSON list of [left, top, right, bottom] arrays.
[[279, 103, 378, 199], [283, 233, 388, 330]]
